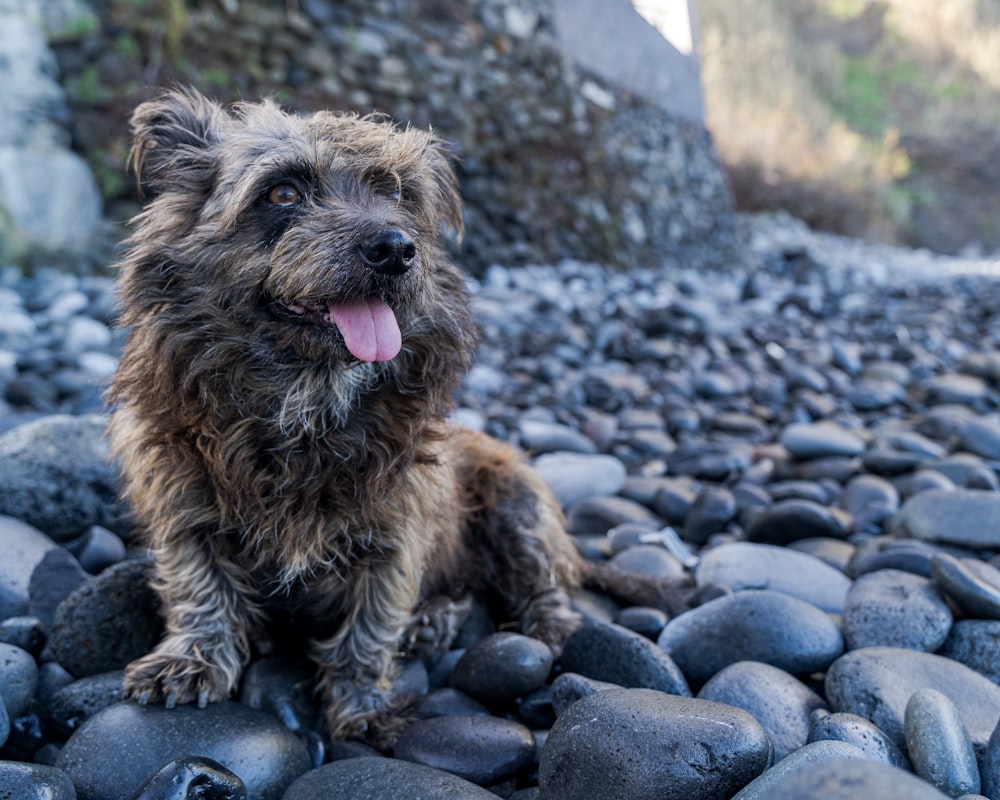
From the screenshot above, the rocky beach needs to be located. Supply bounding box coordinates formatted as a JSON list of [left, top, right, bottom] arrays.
[[1, 212, 1000, 798]]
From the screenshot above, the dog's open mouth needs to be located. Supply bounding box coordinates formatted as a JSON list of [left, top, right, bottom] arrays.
[[277, 296, 402, 362]]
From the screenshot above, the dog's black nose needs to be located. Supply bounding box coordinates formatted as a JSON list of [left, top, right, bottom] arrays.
[[359, 230, 417, 275]]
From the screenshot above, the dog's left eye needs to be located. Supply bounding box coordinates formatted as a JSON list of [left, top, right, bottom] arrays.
[[266, 184, 302, 207]]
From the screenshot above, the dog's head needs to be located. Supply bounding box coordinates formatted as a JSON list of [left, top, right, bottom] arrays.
[[125, 89, 464, 365]]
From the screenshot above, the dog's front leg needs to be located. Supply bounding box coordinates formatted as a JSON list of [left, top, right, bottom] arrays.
[[124, 536, 263, 708], [311, 553, 421, 747]]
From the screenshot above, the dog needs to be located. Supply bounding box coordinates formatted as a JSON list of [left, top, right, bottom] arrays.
[[107, 89, 588, 745]]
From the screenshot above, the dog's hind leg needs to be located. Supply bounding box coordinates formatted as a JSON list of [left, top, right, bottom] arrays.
[[452, 427, 584, 657]]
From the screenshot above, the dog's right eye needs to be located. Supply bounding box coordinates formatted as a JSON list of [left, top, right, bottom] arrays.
[[266, 184, 302, 207]]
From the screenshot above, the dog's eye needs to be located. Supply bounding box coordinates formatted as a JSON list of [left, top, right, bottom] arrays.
[[266, 184, 302, 207]]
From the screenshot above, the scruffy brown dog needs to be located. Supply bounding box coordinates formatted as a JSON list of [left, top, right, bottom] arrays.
[[108, 89, 584, 745]]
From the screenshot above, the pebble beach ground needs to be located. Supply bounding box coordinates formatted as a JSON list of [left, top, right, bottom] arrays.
[[3, 212, 1000, 798]]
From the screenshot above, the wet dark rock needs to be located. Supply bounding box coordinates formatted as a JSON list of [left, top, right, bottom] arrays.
[[450, 632, 553, 704], [746, 499, 849, 545], [282, 756, 497, 800], [559, 621, 690, 696], [549, 672, 621, 716], [0, 616, 46, 657], [938, 620, 1000, 684], [904, 688, 980, 797], [807, 712, 910, 769], [47, 671, 124, 736], [539, 688, 772, 800], [929, 553, 1000, 619], [697, 661, 827, 761], [239, 658, 316, 732], [519, 420, 596, 455], [681, 486, 736, 545], [28, 547, 89, 632], [50, 559, 161, 678], [657, 590, 844, 684], [414, 687, 491, 719], [394, 715, 534, 785], [0, 415, 123, 542], [55, 701, 310, 800], [841, 569, 952, 652], [615, 606, 668, 639], [126, 755, 247, 800], [825, 647, 1000, 753]]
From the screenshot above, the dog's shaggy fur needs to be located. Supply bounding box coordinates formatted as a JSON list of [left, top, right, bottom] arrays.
[[108, 90, 584, 744]]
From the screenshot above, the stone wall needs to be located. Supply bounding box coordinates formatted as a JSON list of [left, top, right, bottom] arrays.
[[49, 0, 735, 274]]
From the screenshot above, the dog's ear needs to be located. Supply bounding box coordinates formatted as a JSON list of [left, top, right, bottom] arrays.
[[130, 89, 226, 195], [426, 137, 465, 241]]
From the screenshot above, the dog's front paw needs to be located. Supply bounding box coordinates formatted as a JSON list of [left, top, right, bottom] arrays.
[[123, 649, 235, 709], [400, 595, 473, 656], [325, 691, 416, 750]]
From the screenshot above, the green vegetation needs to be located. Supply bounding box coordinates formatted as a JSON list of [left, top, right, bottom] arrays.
[[699, 0, 1000, 252]]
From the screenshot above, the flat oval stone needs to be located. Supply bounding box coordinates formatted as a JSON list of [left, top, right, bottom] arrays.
[[0, 761, 77, 800], [842, 569, 952, 652], [893, 489, 1000, 549], [697, 661, 827, 761], [538, 688, 772, 800], [282, 756, 497, 799], [731, 741, 866, 800], [519, 420, 597, 454], [740, 757, 950, 799], [0, 515, 57, 620], [780, 422, 866, 460], [808, 711, 909, 768], [55, 701, 310, 800], [566, 495, 659, 537], [696, 541, 851, 613], [905, 688, 980, 797], [930, 554, 1000, 619], [559, 621, 690, 696], [939, 620, 1000, 683], [0, 642, 37, 719], [393, 715, 534, 785], [50, 559, 162, 678], [450, 632, 553, 704], [657, 590, 844, 684], [746, 500, 848, 545], [959, 417, 1000, 460], [532, 452, 627, 508], [825, 647, 1000, 752]]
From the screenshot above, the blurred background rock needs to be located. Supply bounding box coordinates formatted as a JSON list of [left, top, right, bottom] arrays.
[[2, 0, 998, 273]]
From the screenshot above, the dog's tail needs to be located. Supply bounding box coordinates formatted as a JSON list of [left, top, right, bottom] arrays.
[[580, 560, 695, 618]]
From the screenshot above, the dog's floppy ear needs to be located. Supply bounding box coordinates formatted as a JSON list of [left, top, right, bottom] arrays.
[[426, 137, 465, 241], [130, 89, 226, 195]]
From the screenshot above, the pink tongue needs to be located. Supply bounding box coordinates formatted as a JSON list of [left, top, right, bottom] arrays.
[[327, 298, 402, 362]]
